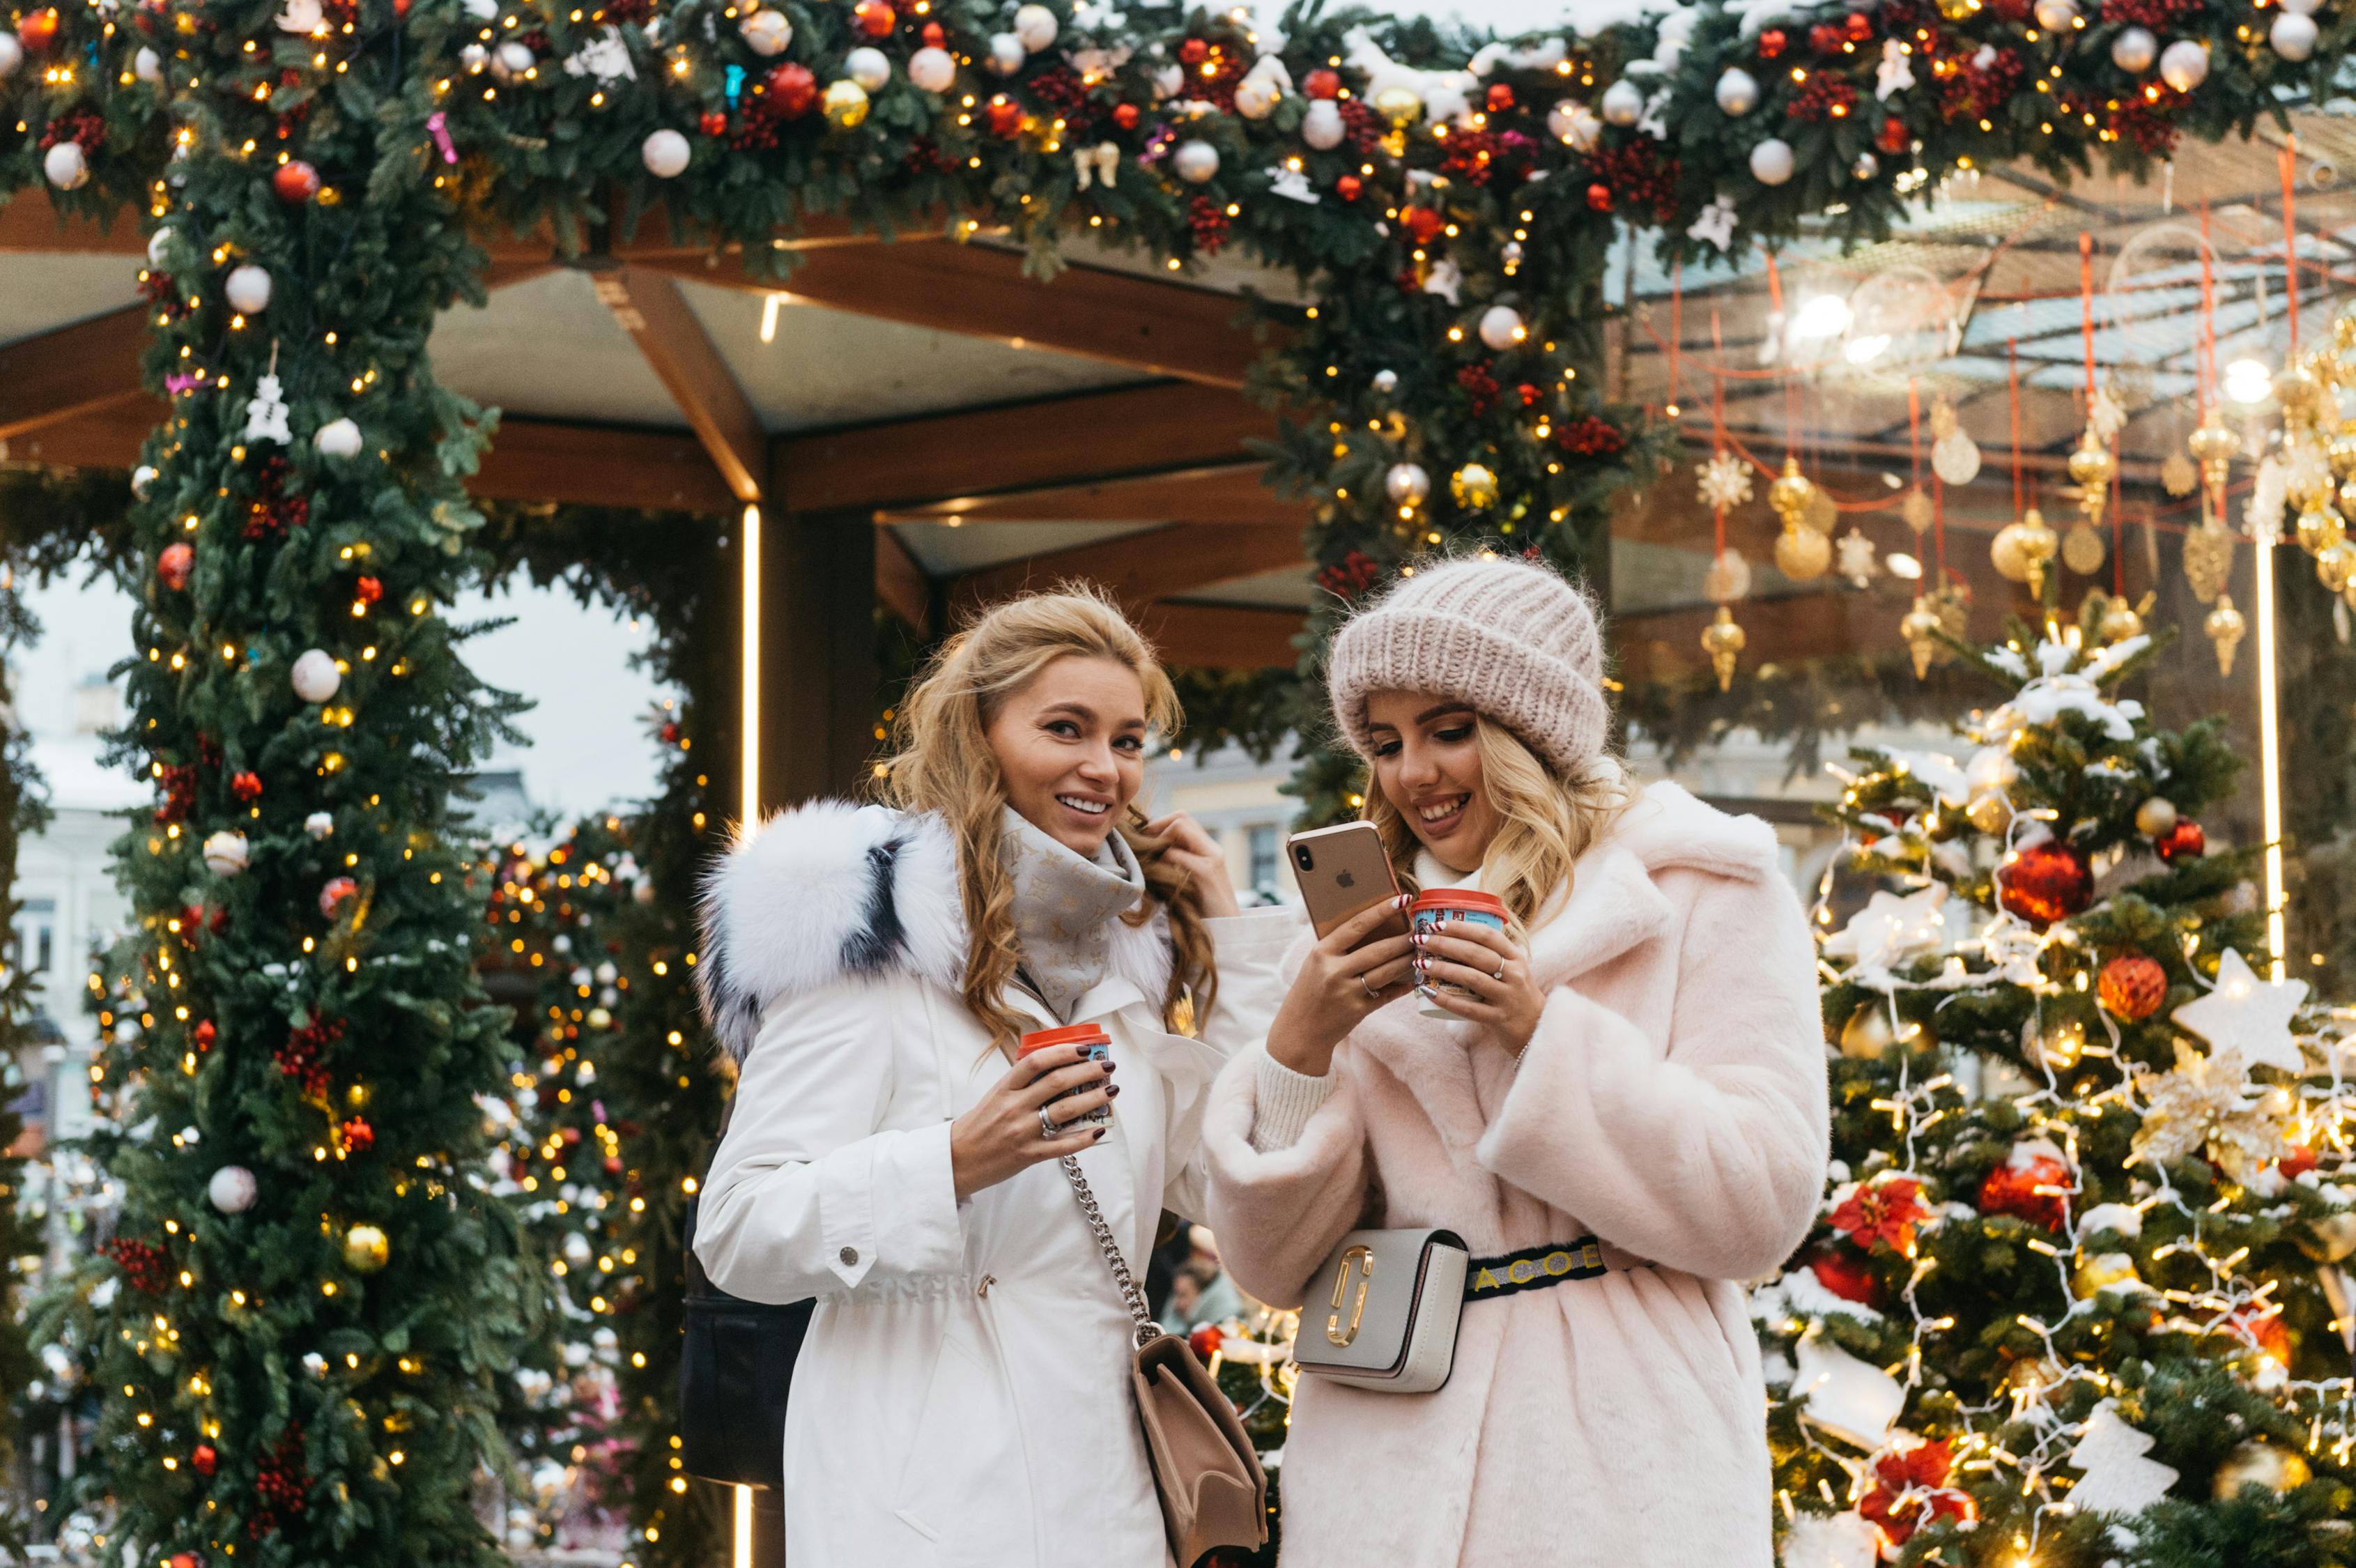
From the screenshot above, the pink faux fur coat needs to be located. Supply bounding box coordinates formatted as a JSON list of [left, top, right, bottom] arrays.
[[1201, 782, 1828, 1568]]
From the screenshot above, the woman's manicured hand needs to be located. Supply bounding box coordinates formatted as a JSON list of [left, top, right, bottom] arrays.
[[1413, 918, 1546, 1054], [1265, 895, 1415, 1078], [949, 1043, 1113, 1200], [1143, 810, 1242, 918]]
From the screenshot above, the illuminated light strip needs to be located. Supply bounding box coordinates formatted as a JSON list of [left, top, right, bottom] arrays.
[[2254, 524, 2286, 981], [734, 1481, 754, 1567], [741, 502, 762, 827]]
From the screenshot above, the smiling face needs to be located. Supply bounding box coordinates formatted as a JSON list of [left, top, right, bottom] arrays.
[[1363, 690, 1502, 875], [983, 654, 1150, 858]]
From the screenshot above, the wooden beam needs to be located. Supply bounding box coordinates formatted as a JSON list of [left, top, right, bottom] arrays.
[[874, 525, 932, 636], [637, 242, 1268, 387], [950, 523, 1305, 616], [0, 305, 148, 442], [0, 192, 145, 255], [879, 463, 1300, 528], [777, 381, 1275, 515], [592, 266, 769, 504], [1132, 601, 1302, 670]]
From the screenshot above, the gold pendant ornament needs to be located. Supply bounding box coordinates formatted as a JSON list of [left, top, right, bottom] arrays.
[[1768, 456, 1815, 528], [1700, 606, 1746, 691], [2097, 591, 2151, 644], [1900, 487, 1934, 535], [2295, 507, 2346, 555], [2182, 520, 2235, 604], [1901, 596, 1944, 679], [2061, 519, 2106, 576], [2067, 429, 2115, 530], [1992, 507, 2058, 599], [2205, 594, 2247, 675], [2211, 1440, 2311, 1500], [2187, 412, 2240, 509], [2160, 448, 2198, 498]]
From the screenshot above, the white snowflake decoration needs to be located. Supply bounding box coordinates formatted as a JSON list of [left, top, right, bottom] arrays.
[[1835, 528, 1878, 586], [242, 372, 292, 445], [2086, 381, 2127, 443], [1696, 452, 1753, 512]]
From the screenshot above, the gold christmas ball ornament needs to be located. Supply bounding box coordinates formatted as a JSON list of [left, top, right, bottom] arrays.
[[1700, 606, 1745, 692], [2330, 431, 2356, 475], [2212, 1440, 2311, 1500], [1936, 0, 1978, 20], [1769, 458, 1815, 527], [1774, 523, 1831, 581], [2297, 507, 2348, 556], [343, 1222, 390, 1274], [1902, 597, 1944, 680], [2187, 415, 2242, 468], [2318, 539, 2356, 594], [2036, 1016, 2088, 1070], [2206, 594, 2247, 676], [1449, 462, 1499, 510], [1992, 509, 2058, 597], [2068, 433, 2117, 491], [1839, 1003, 1897, 1060], [2070, 1250, 2142, 1298], [1803, 484, 1837, 536], [1966, 787, 2010, 834], [1373, 85, 1423, 127], [822, 78, 871, 128], [2134, 796, 2179, 838], [2098, 594, 2145, 644], [2062, 520, 2107, 576], [2299, 1210, 2356, 1263]]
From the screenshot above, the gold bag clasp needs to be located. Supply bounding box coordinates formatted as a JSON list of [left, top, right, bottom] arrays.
[[1326, 1245, 1375, 1347]]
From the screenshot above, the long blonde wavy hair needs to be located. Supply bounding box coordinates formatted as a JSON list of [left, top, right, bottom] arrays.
[[1362, 716, 1634, 930], [877, 587, 1217, 1057]]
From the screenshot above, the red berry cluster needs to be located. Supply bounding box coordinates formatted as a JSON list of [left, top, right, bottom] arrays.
[[1583, 140, 1681, 224], [38, 106, 106, 153], [1787, 73, 1858, 123], [2100, 0, 2199, 23], [276, 1013, 344, 1099], [1187, 195, 1231, 256], [1177, 38, 1247, 113], [901, 134, 957, 175], [1455, 362, 1500, 417], [244, 456, 309, 540], [197, 732, 224, 770], [2104, 91, 2183, 155], [103, 1236, 172, 1293], [1808, 22, 1846, 53], [1757, 27, 1787, 57], [602, 0, 654, 20], [1936, 45, 2023, 123], [138, 270, 188, 321], [1439, 128, 1537, 187], [339, 1116, 375, 1154], [1026, 66, 1100, 139], [154, 762, 197, 824], [231, 771, 263, 803], [1314, 549, 1383, 601], [1555, 415, 1627, 456], [249, 1427, 309, 1537], [1336, 98, 1387, 159]]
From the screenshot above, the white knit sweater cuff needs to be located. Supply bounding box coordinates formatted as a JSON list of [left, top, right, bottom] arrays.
[[1249, 1050, 1337, 1153]]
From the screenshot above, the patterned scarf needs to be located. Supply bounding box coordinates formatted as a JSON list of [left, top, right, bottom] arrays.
[[1000, 806, 1148, 1020]]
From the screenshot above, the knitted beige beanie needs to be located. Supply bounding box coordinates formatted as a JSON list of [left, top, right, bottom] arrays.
[[1327, 554, 1609, 777]]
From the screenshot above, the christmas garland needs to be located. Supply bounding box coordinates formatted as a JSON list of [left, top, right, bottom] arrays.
[[2, 0, 2353, 1552]]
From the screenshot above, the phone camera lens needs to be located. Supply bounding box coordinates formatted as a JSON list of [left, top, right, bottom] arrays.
[[1293, 845, 1314, 871]]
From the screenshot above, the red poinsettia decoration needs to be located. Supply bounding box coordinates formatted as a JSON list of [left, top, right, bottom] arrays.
[[1829, 1174, 1928, 1254], [1978, 1143, 2072, 1231], [1858, 1438, 1974, 1547]]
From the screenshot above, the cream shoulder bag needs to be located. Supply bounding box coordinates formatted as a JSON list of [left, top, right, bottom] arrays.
[[1288, 1228, 1472, 1394]]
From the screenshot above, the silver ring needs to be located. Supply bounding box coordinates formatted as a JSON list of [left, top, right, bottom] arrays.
[[1039, 1106, 1061, 1138], [1491, 958, 1508, 981], [1360, 974, 1380, 999]]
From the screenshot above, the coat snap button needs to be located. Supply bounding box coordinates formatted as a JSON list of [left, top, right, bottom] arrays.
[[838, 1245, 859, 1266]]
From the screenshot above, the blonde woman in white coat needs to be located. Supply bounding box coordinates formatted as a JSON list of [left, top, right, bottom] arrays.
[[691, 589, 1295, 1568]]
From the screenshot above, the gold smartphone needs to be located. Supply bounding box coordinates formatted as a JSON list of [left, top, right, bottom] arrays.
[[1286, 822, 1408, 943]]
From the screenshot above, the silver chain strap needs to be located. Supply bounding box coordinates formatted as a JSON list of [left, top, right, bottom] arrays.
[[1057, 1153, 1163, 1349]]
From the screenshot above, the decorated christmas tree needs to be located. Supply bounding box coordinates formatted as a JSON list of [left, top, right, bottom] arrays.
[[1760, 604, 2356, 1568]]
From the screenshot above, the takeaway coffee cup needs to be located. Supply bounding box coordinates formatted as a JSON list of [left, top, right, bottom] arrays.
[[1410, 889, 1510, 1019], [1017, 1023, 1113, 1128]]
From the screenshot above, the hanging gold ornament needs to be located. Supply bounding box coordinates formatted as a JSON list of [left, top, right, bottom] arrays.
[[2068, 429, 2115, 528], [1700, 606, 1745, 691], [2206, 594, 2247, 676], [2211, 1440, 2311, 1500], [2182, 520, 2235, 604], [2160, 449, 2199, 498], [2070, 1250, 2142, 1298], [2318, 539, 2356, 594], [343, 1222, 391, 1273], [1992, 507, 2058, 597], [1839, 1002, 1897, 1060], [1966, 787, 2011, 833], [1768, 456, 1815, 528], [1900, 488, 1934, 535], [2187, 413, 2241, 500], [1935, 0, 1978, 19], [1449, 462, 1499, 509], [2134, 796, 2179, 837], [822, 78, 872, 128], [1373, 85, 1423, 127], [1901, 596, 1944, 679], [1774, 522, 1831, 580], [2098, 592, 2149, 644], [2061, 519, 2107, 576], [2332, 430, 2356, 476], [2036, 1016, 2088, 1071], [1803, 484, 1838, 535], [2297, 507, 2347, 556]]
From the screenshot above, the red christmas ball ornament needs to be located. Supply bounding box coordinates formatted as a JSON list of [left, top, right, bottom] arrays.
[[319, 875, 358, 918], [1178, 36, 1208, 65], [920, 20, 944, 46], [1111, 100, 1140, 130], [157, 541, 194, 590], [17, 8, 60, 51], [1808, 22, 1843, 52], [1304, 66, 1341, 99], [232, 769, 263, 801], [2278, 1143, 2320, 1179], [1757, 26, 1787, 57], [1484, 83, 1515, 112], [192, 1443, 217, 1476], [1585, 183, 1613, 212], [1187, 1323, 1223, 1358], [354, 574, 384, 605], [272, 160, 321, 204], [1997, 840, 2093, 927], [194, 1019, 216, 1051], [852, 0, 894, 37], [169, 1555, 199, 1568], [1401, 205, 1444, 244], [2097, 954, 2168, 1020], [1334, 172, 1362, 201], [1978, 1144, 2072, 1231], [2225, 1305, 2291, 1365], [1808, 1246, 1878, 1306], [2156, 819, 2205, 863], [1846, 10, 1874, 40], [984, 93, 1023, 137], [1877, 114, 1911, 155], [699, 109, 728, 137], [392, 0, 410, 15], [765, 61, 818, 118], [339, 1116, 374, 1153]]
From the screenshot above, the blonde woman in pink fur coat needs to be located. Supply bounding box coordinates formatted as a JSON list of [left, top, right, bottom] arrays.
[[1200, 555, 1830, 1567]]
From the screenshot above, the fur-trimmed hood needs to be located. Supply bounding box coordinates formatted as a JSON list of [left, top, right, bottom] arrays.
[[695, 800, 1174, 1062]]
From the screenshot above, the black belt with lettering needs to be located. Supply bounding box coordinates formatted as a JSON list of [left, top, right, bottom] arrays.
[[1463, 1236, 1612, 1300]]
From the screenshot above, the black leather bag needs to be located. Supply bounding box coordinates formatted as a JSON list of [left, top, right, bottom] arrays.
[[677, 1121, 813, 1491]]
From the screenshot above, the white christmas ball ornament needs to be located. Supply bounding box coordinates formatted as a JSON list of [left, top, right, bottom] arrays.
[[845, 46, 890, 91], [1548, 99, 1602, 152], [2111, 25, 2157, 72], [2159, 38, 2208, 91], [203, 831, 250, 877], [0, 31, 19, 79], [1371, 369, 1399, 394], [1385, 462, 1431, 507], [2272, 10, 2319, 59], [225, 264, 272, 315], [131, 465, 158, 500], [987, 32, 1026, 75], [1233, 73, 1281, 120], [208, 1165, 258, 1214], [314, 417, 363, 458], [494, 39, 534, 76], [1715, 66, 1760, 117], [1302, 99, 1346, 151], [1749, 137, 1795, 186], [134, 45, 162, 82], [44, 141, 88, 192], [1012, 3, 1057, 52], [909, 45, 955, 92], [2032, 0, 2078, 28], [1173, 139, 1219, 184], [2281, 0, 2321, 14], [460, 41, 487, 70], [1478, 305, 1526, 351], [641, 128, 691, 178], [461, 0, 495, 17], [291, 648, 341, 703], [305, 810, 334, 840], [737, 8, 790, 56], [1600, 79, 1644, 126], [146, 227, 174, 268]]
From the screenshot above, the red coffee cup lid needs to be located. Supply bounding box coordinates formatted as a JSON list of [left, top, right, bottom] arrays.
[[1408, 889, 1508, 918], [1019, 1023, 1111, 1054]]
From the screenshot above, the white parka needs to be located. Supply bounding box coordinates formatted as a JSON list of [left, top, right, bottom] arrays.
[[691, 801, 1295, 1568]]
